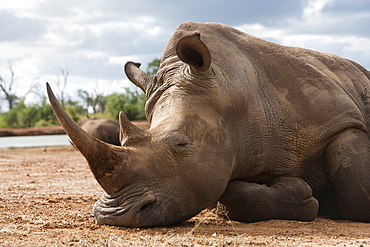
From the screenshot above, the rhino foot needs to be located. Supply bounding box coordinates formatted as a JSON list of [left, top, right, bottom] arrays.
[[218, 177, 318, 222], [325, 128, 370, 222]]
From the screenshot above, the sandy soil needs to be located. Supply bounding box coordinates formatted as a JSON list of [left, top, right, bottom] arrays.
[[1, 147, 370, 246]]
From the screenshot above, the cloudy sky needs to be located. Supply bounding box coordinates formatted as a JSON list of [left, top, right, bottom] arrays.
[[0, 0, 369, 110]]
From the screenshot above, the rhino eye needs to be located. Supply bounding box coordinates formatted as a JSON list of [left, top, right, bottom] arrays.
[[175, 140, 188, 147], [165, 134, 189, 147]]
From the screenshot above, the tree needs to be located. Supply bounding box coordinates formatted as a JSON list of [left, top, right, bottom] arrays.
[[147, 58, 161, 75], [35, 99, 59, 127], [105, 93, 125, 120], [105, 88, 146, 121], [0, 61, 37, 111], [64, 99, 87, 122], [78, 89, 94, 113], [0, 62, 19, 110], [78, 89, 106, 114], [107, 58, 160, 120], [53, 67, 70, 106], [0, 99, 60, 128]]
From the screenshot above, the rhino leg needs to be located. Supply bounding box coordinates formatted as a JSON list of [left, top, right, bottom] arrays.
[[325, 128, 370, 222], [218, 177, 318, 222]]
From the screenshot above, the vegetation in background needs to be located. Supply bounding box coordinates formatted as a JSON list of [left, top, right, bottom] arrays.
[[105, 89, 146, 121], [147, 58, 161, 75], [0, 100, 58, 128], [0, 58, 160, 128], [0, 62, 38, 111], [0, 87, 147, 128]]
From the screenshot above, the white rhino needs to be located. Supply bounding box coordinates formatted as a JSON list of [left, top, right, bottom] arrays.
[[47, 22, 370, 227], [78, 117, 120, 146]]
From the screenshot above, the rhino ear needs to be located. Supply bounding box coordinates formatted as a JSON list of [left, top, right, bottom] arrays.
[[176, 32, 211, 73], [124, 62, 155, 94]]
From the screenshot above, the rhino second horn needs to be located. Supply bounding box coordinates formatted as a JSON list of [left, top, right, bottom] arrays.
[[119, 111, 147, 145], [46, 82, 129, 194]]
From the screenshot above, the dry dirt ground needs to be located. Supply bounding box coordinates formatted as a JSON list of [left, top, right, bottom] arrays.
[[1, 136, 370, 245]]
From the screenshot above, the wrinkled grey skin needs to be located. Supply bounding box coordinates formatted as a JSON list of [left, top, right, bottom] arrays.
[[47, 22, 370, 227], [78, 117, 120, 146]]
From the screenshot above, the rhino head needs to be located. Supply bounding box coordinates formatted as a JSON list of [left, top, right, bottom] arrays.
[[47, 31, 234, 227]]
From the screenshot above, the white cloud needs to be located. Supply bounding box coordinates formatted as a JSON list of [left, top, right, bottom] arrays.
[[0, 0, 42, 12], [0, 0, 369, 111], [303, 0, 334, 19], [235, 0, 370, 69], [108, 56, 136, 65], [237, 24, 370, 69]]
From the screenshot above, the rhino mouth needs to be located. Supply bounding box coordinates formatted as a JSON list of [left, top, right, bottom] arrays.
[[94, 192, 155, 227], [93, 188, 188, 227]]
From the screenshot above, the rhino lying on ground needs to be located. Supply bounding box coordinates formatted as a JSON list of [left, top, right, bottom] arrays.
[[47, 21, 370, 227], [78, 117, 120, 146]]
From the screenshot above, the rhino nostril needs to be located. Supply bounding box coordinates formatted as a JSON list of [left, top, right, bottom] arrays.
[[140, 201, 155, 212], [129, 195, 157, 226], [137, 195, 156, 215]]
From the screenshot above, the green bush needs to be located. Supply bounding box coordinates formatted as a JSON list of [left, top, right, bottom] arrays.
[[18, 105, 40, 127], [0, 101, 61, 128], [0, 86, 146, 128], [0, 110, 18, 128], [105, 93, 126, 120], [34, 119, 52, 127], [105, 90, 146, 121]]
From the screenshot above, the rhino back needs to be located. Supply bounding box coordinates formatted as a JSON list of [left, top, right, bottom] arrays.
[[80, 119, 120, 146], [158, 22, 370, 178]]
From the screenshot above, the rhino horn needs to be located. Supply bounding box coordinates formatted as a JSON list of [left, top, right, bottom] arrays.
[[119, 111, 147, 145], [176, 32, 211, 73], [46, 82, 129, 195], [124, 62, 155, 94]]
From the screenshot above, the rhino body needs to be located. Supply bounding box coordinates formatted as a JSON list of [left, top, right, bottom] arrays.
[[78, 117, 120, 146], [47, 22, 370, 227]]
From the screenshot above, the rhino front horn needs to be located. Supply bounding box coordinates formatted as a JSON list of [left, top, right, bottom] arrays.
[[46, 82, 129, 194]]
